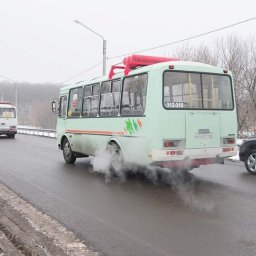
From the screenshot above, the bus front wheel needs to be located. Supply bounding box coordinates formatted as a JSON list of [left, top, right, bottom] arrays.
[[63, 138, 76, 164]]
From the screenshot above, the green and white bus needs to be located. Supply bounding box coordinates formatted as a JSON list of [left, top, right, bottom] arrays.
[[53, 55, 237, 172]]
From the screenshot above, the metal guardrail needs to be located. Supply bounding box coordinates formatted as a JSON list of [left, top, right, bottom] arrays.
[[17, 127, 56, 138]]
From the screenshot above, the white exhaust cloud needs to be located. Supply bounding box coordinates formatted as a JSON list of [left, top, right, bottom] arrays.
[[90, 148, 217, 212]]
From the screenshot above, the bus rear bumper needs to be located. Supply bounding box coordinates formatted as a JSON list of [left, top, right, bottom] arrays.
[[0, 130, 17, 135], [149, 147, 238, 169], [152, 157, 224, 169]]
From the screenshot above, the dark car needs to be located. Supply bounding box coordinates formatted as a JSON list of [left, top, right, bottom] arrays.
[[239, 137, 256, 174]]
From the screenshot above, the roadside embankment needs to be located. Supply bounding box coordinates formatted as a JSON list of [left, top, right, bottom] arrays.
[[0, 182, 100, 256]]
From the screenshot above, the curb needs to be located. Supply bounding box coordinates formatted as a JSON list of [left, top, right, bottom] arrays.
[[0, 183, 101, 256]]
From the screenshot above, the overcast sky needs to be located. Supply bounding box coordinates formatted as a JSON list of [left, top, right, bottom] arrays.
[[0, 0, 255, 84]]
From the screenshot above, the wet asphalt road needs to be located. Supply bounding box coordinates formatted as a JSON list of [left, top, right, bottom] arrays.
[[1, 134, 256, 256]]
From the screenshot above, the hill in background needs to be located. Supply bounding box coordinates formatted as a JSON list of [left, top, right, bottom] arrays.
[[0, 82, 62, 129]]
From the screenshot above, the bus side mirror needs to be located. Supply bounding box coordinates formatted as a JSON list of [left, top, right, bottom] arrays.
[[52, 98, 59, 114]]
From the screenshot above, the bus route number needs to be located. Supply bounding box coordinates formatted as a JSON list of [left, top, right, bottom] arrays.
[[166, 102, 184, 108]]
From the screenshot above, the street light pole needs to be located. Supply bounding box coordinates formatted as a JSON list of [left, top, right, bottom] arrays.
[[74, 20, 107, 76], [103, 39, 107, 76]]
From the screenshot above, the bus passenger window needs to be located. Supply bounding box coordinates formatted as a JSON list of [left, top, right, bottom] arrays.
[[82, 83, 100, 117], [121, 74, 148, 116], [100, 82, 112, 116], [100, 80, 121, 117], [91, 84, 100, 116], [82, 85, 92, 117], [112, 80, 121, 115], [68, 87, 83, 118]]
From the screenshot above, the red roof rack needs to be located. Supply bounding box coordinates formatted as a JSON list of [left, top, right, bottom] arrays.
[[0, 101, 12, 105], [108, 54, 179, 79]]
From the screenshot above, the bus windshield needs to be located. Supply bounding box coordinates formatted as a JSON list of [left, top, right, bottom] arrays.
[[0, 108, 16, 118], [163, 71, 233, 110]]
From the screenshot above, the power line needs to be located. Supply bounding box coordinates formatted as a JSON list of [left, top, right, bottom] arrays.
[[59, 61, 102, 84], [60, 16, 256, 84], [0, 74, 16, 84], [108, 16, 256, 60]]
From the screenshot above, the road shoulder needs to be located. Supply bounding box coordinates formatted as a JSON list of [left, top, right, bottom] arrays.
[[0, 182, 100, 256]]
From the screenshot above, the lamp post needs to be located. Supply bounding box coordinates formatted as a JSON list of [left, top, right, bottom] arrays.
[[74, 20, 107, 76], [0, 75, 17, 107]]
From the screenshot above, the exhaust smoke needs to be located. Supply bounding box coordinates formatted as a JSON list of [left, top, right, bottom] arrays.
[[90, 149, 217, 212]]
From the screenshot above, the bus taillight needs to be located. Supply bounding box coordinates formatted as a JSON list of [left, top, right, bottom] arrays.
[[163, 140, 180, 148], [223, 138, 236, 144]]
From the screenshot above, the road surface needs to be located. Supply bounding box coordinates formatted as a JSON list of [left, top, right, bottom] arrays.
[[0, 134, 256, 256]]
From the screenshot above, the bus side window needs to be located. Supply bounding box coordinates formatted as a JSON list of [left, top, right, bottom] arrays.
[[112, 80, 121, 115], [59, 95, 67, 118], [82, 85, 92, 117], [100, 81, 112, 116], [121, 74, 148, 116], [100, 80, 121, 117], [82, 84, 100, 117], [90, 84, 100, 117], [68, 87, 83, 118]]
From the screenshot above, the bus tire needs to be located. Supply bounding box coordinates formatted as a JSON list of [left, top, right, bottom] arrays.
[[107, 142, 124, 173], [63, 138, 76, 164], [7, 134, 15, 139]]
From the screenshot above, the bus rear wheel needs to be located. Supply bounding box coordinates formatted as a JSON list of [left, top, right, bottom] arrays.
[[63, 138, 76, 164], [107, 143, 124, 173]]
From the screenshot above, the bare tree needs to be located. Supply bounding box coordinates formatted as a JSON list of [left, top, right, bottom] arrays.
[[244, 38, 256, 109], [27, 101, 57, 129], [175, 43, 218, 65], [215, 36, 250, 133]]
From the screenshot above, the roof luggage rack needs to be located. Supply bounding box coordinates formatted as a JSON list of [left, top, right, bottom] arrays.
[[0, 101, 12, 105], [108, 54, 179, 79]]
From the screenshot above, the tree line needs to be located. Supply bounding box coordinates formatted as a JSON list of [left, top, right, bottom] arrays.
[[0, 82, 61, 129]]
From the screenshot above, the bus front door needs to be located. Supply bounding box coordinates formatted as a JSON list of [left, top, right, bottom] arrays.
[[57, 95, 67, 142]]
